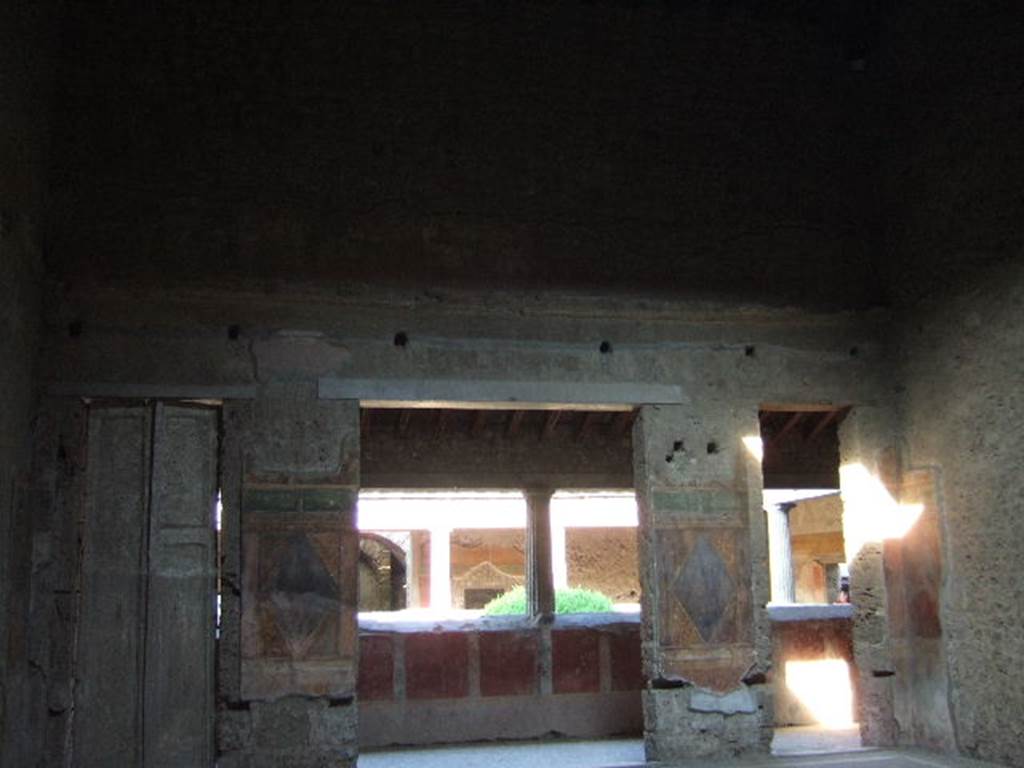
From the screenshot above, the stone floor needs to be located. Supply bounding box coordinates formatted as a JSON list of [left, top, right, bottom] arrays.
[[358, 738, 645, 768], [358, 736, 1005, 768], [773, 725, 868, 756]]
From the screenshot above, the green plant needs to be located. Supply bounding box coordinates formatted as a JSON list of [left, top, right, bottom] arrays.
[[482, 585, 614, 616]]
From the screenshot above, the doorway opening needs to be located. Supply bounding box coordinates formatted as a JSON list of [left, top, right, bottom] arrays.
[[754, 406, 866, 756]]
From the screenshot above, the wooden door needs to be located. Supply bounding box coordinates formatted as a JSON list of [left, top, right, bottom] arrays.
[[74, 404, 217, 767]]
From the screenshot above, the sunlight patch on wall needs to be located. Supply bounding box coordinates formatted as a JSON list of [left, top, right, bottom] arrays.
[[840, 463, 924, 556], [742, 435, 764, 463]]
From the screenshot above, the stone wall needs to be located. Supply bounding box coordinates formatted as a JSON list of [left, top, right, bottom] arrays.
[[0, 2, 58, 763], [35, 280, 891, 763], [789, 495, 845, 604], [894, 261, 1024, 763], [872, 1, 1024, 762], [566, 528, 641, 603], [357, 616, 642, 747], [450, 529, 525, 609], [217, 391, 362, 768]]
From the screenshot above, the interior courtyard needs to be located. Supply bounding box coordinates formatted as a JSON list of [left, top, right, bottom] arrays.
[[1, 1, 1022, 766]]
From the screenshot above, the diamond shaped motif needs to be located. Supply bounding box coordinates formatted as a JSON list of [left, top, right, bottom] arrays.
[[265, 533, 339, 657], [673, 534, 734, 643]]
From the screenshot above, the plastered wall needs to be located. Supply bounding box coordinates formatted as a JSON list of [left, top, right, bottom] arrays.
[[895, 262, 1024, 764]]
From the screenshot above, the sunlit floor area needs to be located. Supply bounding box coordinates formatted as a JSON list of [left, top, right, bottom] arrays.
[[358, 738, 1006, 768], [772, 725, 868, 756], [358, 739, 646, 768]]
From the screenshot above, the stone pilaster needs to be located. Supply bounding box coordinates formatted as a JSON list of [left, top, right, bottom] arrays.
[[220, 386, 360, 767], [633, 404, 770, 760]]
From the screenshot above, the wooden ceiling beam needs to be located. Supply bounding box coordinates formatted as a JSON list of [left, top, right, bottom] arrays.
[[773, 412, 804, 442], [808, 407, 844, 440]]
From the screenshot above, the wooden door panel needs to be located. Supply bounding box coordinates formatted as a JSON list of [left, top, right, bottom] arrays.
[[144, 405, 217, 768], [75, 407, 151, 767]]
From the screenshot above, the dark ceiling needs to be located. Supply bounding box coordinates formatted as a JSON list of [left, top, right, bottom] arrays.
[[40, 0, 1024, 309]]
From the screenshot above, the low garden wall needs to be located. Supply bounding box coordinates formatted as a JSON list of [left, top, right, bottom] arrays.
[[357, 613, 643, 748]]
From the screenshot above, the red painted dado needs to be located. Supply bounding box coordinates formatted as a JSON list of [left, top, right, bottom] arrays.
[[358, 634, 395, 701], [608, 631, 643, 691], [773, 619, 853, 664], [479, 631, 538, 697], [405, 632, 471, 700], [357, 622, 644, 746], [552, 629, 601, 694], [359, 622, 641, 705]]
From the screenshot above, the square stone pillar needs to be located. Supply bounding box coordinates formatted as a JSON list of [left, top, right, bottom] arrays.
[[633, 404, 770, 760], [219, 386, 360, 767], [525, 489, 556, 620], [838, 406, 898, 747]]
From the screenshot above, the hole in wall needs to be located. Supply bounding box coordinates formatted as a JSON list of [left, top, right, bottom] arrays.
[[706, 442, 718, 455], [68, 320, 83, 338], [599, 340, 612, 354], [849, 346, 859, 357], [394, 331, 409, 347], [666, 439, 684, 462], [745, 345, 756, 357], [227, 324, 241, 340]]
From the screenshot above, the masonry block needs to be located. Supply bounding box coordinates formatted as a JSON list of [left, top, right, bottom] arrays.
[[358, 635, 395, 701], [644, 688, 763, 760], [479, 631, 538, 697], [552, 629, 600, 694], [309, 701, 358, 747], [216, 708, 254, 754], [405, 633, 470, 700]]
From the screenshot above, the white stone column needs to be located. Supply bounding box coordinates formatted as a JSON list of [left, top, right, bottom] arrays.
[[767, 502, 795, 604], [429, 527, 452, 609]]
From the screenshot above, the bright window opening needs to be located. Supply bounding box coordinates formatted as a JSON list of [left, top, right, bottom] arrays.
[[356, 489, 639, 620]]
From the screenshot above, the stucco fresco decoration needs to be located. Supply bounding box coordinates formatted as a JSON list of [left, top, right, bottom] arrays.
[[657, 525, 754, 692]]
